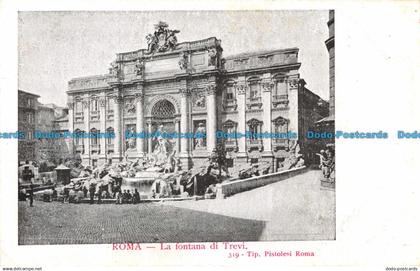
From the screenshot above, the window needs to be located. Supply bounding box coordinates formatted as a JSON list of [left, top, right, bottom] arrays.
[[75, 101, 82, 113], [273, 117, 289, 143], [276, 78, 288, 96], [247, 119, 263, 144], [106, 127, 114, 145], [224, 124, 236, 141], [225, 86, 234, 100], [222, 120, 238, 151], [249, 83, 260, 99], [27, 98, 32, 107], [74, 129, 84, 146], [151, 100, 176, 119], [222, 120, 237, 143], [107, 97, 114, 110], [27, 112, 34, 124], [91, 99, 98, 112], [249, 123, 259, 140]]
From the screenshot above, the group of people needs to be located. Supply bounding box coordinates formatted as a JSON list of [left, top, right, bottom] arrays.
[[20, 144, 228, 205], [115, 189, 141, 204], [58, 158, 186, 203]]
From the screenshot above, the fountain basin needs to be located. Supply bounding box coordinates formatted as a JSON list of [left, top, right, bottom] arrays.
[[121, 171, 162, 198]]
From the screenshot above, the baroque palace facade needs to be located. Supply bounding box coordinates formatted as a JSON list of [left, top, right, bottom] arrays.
[[67, 22, 327, 171]]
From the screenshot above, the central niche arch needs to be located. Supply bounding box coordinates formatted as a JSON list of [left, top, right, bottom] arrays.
[[151, 99, 176, 120], [146, 94, 180, 117]]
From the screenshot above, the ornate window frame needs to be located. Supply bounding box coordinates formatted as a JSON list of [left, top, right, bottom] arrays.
[[74, 129, 85, 154], [106, 127, 114, 146], [90, 127, 99, 146], [75, 96, 83, 113], [90, 95, 99, 113], [246, 118, 263, 151], [222, 119, 238, 152], [272, 116, 289, 150], [246, 76, 262, 109], [272, 73, 289, 107], [221, 80, 237, 111]]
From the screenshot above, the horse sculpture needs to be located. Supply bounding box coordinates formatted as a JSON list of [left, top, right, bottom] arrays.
[[182, 162, 218, 196]]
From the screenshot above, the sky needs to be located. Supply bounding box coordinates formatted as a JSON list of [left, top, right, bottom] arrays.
[[18, 10, 330, 107]]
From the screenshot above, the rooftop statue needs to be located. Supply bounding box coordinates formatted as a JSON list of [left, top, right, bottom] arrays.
[[146, 21, 180, 54]]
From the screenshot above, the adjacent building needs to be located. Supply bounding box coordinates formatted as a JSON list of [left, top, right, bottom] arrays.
[[66, 22, 328, 171], [18, 90, 39, 163], [316, 10, 335, 145], [18, 90, 71, 164]]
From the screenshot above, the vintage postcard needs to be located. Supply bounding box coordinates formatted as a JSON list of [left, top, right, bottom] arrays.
[[16, 10, 335, 246], [1, 1, 419, 271]]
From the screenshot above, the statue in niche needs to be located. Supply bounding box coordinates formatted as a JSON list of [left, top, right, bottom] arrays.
[[109, 61, 119, 76], [126, 126, 137, 150], [178, 52, 188, 70], [194, 122, 206, 149], [134, 58, 144, 76], [153, 124, 169, 165]]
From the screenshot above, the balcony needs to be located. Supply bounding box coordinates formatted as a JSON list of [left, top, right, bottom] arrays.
[[222, 98, 237, 111], [90, 144, 100, 153], [246, 139, 263, 152], [272, 138, 289, 150], [74, 112, 84, 123], [246, 96, 262, 109], [272, 94, 289, 108], [106, 110, 114, 121], [90, 111, 100, 121]]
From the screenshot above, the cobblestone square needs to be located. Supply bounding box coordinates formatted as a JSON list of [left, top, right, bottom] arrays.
[[18, 201, 265, 245], [18, 170, 335, 245]]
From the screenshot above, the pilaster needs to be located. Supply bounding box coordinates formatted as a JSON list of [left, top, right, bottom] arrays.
[[179, 87, 192, 169], [235, 81, 248, 165], [205, 84, 217, 153], [82, 98, 90, 164], [99, 97, 106, 157], [113, 91, 123, 161], [261, 79, 274, 172], [67, 100, 74, 156], [135, 88, 145, 157]]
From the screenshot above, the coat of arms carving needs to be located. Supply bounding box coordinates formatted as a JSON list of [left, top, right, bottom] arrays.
[[146, 21, 180, 54]]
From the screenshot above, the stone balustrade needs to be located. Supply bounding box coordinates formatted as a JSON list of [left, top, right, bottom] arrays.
[[224, 48, 299, 72]]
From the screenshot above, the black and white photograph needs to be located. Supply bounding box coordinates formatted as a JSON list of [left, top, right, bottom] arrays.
[[1, 1, 419, 270]]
